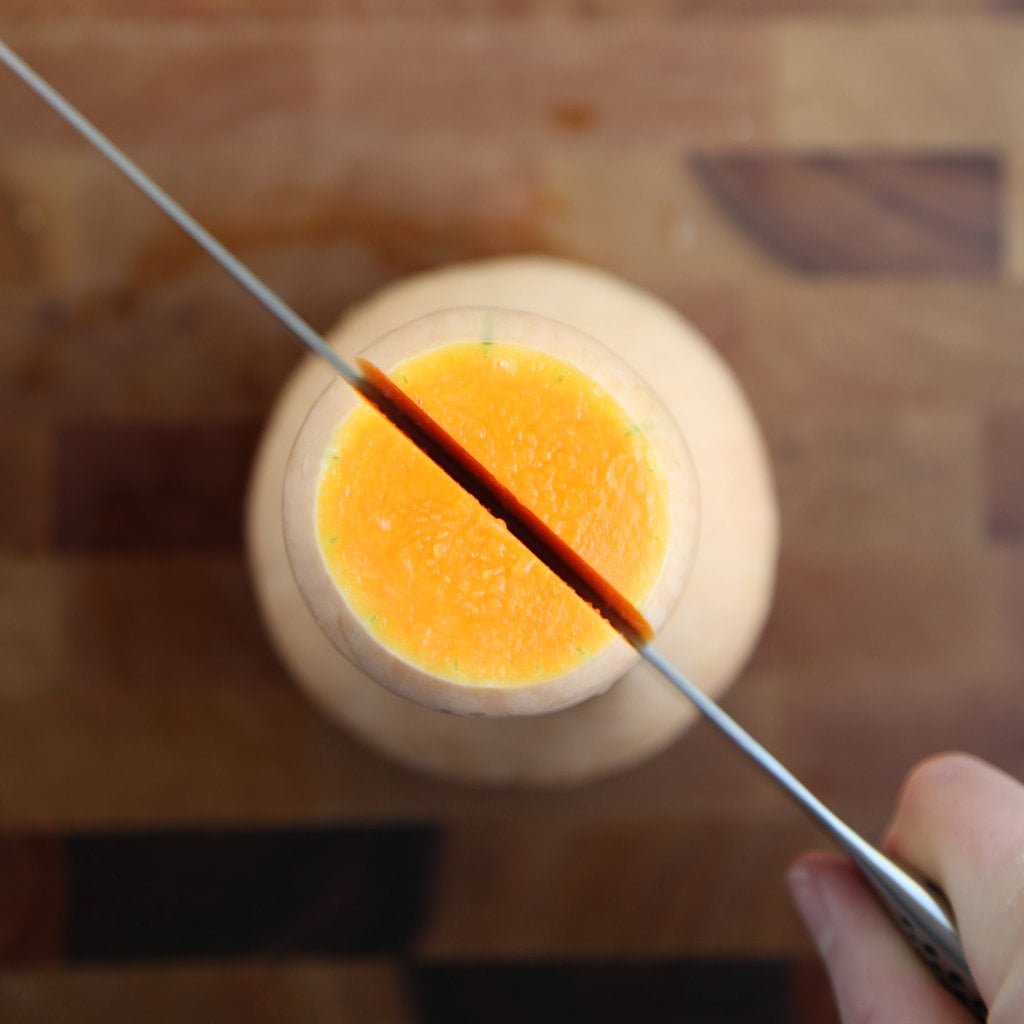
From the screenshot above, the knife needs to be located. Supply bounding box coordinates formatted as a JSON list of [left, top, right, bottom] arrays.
[[0, 37, 986, 1019]]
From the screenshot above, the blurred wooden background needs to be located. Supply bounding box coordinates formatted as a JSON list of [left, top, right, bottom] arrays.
[[2, 2, 1023, 1021]]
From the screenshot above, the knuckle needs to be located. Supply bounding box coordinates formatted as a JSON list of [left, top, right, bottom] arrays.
[[883, 751, 983, 856], [897, 751, 980, 812]]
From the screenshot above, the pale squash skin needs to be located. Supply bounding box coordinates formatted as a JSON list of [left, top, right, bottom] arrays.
[[245, 256, 778, 785], [282, 307, 700, 717]]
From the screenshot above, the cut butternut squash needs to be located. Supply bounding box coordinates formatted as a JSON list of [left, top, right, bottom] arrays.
[[247, 257, 778, 783]]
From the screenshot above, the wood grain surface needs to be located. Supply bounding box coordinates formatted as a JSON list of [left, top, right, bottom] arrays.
[[2, 3, 1024, 1022]]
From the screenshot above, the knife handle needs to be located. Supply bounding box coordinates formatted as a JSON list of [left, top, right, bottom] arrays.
[[638, 646, 987, 1019], [851, 851, 986, 1020]]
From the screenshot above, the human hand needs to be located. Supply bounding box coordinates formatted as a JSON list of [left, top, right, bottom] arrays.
[[787, 752, 1024, 1022]]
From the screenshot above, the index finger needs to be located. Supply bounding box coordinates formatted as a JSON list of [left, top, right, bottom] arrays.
[[882, 751, 1024, 1015]]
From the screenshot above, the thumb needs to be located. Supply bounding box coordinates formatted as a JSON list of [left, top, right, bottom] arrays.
[[786, 851, 973, 1023]]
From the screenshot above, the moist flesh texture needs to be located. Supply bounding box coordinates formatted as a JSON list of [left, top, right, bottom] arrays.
[[316, 340, 669, 686]]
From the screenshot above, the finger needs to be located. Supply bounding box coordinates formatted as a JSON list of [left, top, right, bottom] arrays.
[[882, 751, 1024, 1007], [788, 851, 974, 1024]]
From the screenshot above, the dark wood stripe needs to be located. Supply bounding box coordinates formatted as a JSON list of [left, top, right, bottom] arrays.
[[53, 419, 261, 552], [693, 155, 1001, 276], [410, 960, 792, 1024], [0, 836, 65, 962], [61, 826, 438, 962], [0, 420, 53, 552]]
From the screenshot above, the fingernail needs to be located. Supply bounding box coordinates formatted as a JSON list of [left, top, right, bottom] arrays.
[[787, 865, 836, 957]]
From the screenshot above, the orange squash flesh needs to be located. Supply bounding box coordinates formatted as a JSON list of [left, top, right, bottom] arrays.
[[355, 357, 654, 646], [316, 341, 669, 686]]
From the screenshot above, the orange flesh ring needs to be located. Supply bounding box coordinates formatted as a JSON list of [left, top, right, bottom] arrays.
[[316, 341, 668, 685], [356, 358, 653, 645]]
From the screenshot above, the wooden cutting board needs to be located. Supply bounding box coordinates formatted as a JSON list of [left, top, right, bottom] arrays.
[[1, 4, 1023, 1021]]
